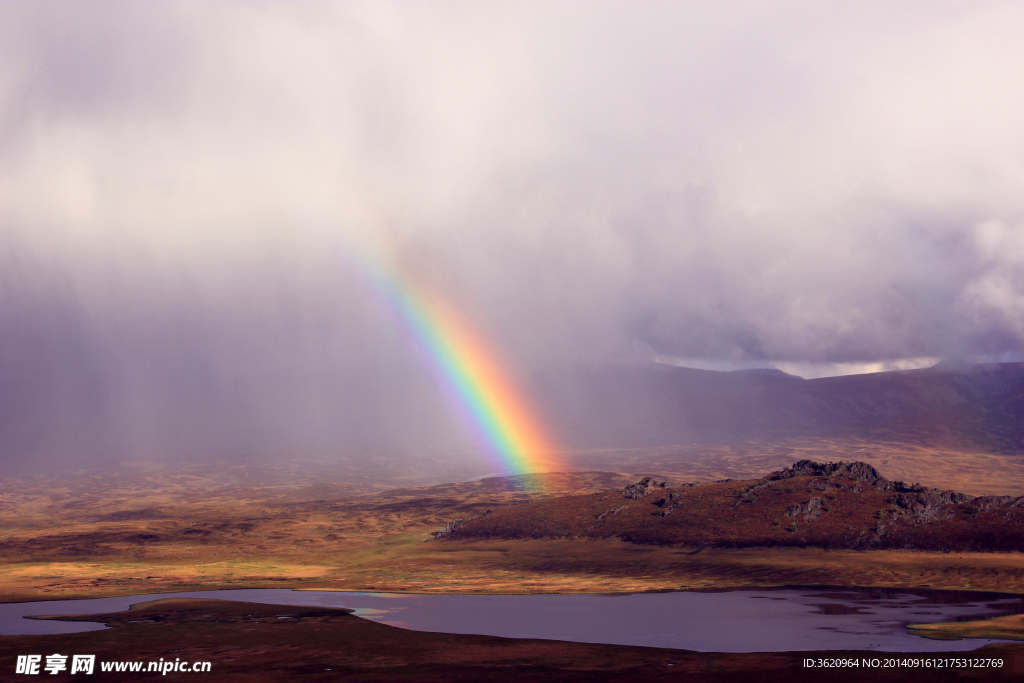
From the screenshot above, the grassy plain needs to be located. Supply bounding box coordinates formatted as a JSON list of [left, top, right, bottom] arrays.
[[3, 455, 1024, 603], [0, 464, 636, 601]]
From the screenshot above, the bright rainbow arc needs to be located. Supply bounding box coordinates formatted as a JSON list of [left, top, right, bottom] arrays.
[[354, 249, 559, 477]]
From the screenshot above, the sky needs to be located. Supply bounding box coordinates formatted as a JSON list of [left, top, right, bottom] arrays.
[[2, 1, 1024, 472]]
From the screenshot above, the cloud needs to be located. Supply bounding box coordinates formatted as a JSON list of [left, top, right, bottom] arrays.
[[2, 1, 1024, 467]]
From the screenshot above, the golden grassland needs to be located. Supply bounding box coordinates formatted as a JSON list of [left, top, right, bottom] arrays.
[[0, 465, 636, 601], [4, 454, 1024, 603], [909, 613, 1024, 643], [7, 543, 1024, 603]]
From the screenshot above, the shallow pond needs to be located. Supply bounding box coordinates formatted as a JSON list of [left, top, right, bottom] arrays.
[[2, 587, 1021, 653]]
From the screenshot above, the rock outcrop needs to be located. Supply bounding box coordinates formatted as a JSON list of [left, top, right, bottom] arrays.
[[785, 497, 825, 520], [622, 477, 682, 500], [621, 481, 648, 500], [444, 460, 1024, 552]]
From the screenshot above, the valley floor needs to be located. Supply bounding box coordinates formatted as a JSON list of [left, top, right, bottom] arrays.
[[3, 458, 1024, 603], [5, 542, 1024, 604]]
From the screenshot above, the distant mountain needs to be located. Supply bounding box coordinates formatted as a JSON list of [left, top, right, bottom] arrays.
[[927, 357, 978, 373], [445, 460, 1024, 551], [538, 362, 1024, 450], [729, 367, 804, 380], [865, 383, 1024, 455]]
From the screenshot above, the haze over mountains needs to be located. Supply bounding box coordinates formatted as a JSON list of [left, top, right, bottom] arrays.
[[3, 355, 1023, 479], [542, 361, 1024, 452]]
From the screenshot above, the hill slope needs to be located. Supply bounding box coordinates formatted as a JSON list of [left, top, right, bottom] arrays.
[[541, 362, 1024, 448], [446, 460, 1024, 552]]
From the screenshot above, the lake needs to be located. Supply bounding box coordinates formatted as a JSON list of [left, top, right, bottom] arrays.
[[2, 587, 1021, 653]]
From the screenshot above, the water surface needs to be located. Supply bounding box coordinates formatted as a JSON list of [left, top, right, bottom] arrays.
[[2, 587, 1021, 653]]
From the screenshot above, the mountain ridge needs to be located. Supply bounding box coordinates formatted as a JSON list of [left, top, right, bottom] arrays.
[[539, 361, 1024, 449]]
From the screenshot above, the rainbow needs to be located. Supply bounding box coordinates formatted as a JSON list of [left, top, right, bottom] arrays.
[[352, 247, 559, 476]]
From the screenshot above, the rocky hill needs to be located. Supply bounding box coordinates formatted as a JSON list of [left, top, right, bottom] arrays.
[[444, 460, 1024, 551]]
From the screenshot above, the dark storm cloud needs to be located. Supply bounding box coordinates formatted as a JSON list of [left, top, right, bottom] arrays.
[[2, 1, 1024, 469]]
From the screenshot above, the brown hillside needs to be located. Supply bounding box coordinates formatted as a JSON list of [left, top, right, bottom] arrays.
[[445, 460, 1024, 552], [865, 386, 1024, 455]]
